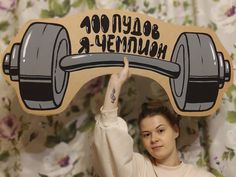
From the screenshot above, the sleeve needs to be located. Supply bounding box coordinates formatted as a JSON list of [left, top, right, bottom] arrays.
[[197, 168, 216, 177], [91, 106, 144, 177]]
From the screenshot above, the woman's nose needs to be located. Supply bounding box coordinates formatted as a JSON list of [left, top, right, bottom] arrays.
[[151, 132, 159, 143]]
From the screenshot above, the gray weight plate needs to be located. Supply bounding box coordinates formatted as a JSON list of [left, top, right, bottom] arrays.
[[9, 44, 21, 81], [170, 33, 219, 111], [19, 22, 71, 110]]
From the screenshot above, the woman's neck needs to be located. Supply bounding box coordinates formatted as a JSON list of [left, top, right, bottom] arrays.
[[155, 148, 180, 167]]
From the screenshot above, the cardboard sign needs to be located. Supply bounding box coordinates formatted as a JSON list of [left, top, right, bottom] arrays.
[[0, 9, 233, 116]]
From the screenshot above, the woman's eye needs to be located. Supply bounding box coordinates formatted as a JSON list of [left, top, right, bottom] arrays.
[[158, 129, 165, 133], [142, 133, 150, 137]]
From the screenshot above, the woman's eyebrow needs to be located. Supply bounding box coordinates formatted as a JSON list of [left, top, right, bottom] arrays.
[[141, 131, 151, 133], [156, 124, 165, 129], [141, 124, 164, 133]]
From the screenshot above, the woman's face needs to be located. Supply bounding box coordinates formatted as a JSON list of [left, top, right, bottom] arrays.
[[139, 114, 179, 163]]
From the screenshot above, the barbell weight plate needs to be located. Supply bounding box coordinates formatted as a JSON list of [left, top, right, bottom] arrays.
[[9, 44, 21, 81], [19, 22, 71, 110], [170, 33, 219, 111]]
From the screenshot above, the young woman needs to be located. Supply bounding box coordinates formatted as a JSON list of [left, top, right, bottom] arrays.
[[92, 57, 215, 177]]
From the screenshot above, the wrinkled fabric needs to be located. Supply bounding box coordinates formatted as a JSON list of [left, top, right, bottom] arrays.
[[0, 0, 235, 177]]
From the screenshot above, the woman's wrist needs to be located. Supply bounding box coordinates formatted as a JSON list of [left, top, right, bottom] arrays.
[[102, 57, 129, 111], [103, 86, 121, 110]]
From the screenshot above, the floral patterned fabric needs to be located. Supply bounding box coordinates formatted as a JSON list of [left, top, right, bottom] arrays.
[[0, 0, 235, 177]]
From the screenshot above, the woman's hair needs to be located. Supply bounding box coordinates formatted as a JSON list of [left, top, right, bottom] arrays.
[[138, 101, 180, 128]]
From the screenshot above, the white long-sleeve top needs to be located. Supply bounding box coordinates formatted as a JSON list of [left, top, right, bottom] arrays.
[[92, 107, 215, 177]]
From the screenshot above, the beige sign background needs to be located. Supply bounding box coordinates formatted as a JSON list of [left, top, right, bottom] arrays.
[[0, 9, 233, 116]]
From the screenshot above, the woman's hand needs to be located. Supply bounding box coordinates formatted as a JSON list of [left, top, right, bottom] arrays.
[[109, 57, 130, 89], [103, 57, 130, 110]]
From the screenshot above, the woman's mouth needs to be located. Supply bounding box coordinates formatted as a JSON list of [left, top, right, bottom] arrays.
[[151, 145, 163, 150]]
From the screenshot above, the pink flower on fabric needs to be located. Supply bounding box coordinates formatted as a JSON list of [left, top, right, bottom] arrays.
[[225, 5, 236, 17], [211, 2, 236, 33], [85, 77, 105, 95], [0, 114, 20, 140], [0, 0, 17, 11], [58, 155, 70, 167], [41, 142, 79, 177]]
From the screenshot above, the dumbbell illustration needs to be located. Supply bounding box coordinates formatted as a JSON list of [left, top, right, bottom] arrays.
[[2, 22, 231, 111]]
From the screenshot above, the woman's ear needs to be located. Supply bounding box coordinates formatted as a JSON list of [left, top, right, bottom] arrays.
[[173, 124, 179, 139]]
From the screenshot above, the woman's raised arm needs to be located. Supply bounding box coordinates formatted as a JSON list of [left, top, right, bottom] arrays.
[[103, 57, 130, 110], [92, 57, 144, 177]]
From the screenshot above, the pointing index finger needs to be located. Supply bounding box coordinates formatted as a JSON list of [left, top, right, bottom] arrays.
[[124, 56, 129, 69]]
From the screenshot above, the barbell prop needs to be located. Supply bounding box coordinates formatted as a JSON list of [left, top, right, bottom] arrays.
[[2, 23, 231, 111]]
